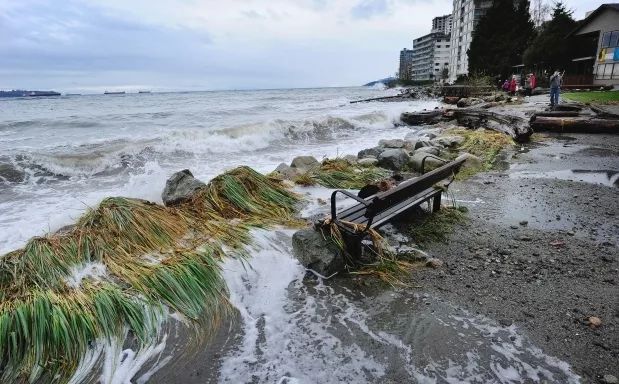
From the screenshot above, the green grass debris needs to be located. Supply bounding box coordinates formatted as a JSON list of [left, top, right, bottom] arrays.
[[408, 206, 468, 245], [294, 158, 390, 189], [0, 165, 301, 383]]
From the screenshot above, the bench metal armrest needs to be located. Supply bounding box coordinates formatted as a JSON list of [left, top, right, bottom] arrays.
[[420, 154, 449, 174], [330, 190, 370, 223]]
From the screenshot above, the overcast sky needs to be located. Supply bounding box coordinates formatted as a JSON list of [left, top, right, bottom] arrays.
[[0, 0, 607, 92]]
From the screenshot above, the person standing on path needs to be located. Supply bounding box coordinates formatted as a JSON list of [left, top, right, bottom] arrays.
[[509, 75, 517, 96], [525, 74, 532, 97], [549, 70, 563, 108]]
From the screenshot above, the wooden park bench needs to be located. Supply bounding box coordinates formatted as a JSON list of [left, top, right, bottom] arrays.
[[329, 156, 466, 256]]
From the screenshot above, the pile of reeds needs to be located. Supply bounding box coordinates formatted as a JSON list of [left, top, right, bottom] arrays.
[[293, 158, 390, 189], [0, 166, 301, 382]]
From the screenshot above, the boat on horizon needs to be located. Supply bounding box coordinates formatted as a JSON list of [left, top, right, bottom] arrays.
[[104, 91, 126, 95], [138, 91, 151, 94]]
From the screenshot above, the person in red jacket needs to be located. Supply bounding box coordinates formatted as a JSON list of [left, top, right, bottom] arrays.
[[508, 75, 517, 96], [530, 73, 537, 90]]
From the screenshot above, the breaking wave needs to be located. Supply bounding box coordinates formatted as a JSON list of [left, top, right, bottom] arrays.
[[1, 111, 399, 184]]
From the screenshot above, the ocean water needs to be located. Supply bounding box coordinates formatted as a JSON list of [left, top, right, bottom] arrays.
[[0, 87, 434, 254], [0, 87, 581, 383]]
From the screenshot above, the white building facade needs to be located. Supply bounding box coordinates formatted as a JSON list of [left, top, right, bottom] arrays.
[[447, 0, 493, 82], [410, 15, 452, 81]]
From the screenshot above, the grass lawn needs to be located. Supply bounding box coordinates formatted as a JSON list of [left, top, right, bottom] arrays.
[[562, 91, 619, 104]]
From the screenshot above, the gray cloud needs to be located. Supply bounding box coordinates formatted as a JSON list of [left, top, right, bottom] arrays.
[[0, 0, 607, 92], [350, 0, 391, 19]]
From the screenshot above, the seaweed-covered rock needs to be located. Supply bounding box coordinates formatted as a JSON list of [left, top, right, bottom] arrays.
[[292, 227, 344, 276], [162, 169, 206, 206], [377, 149, 410, 170], [358, 146, 384, 159], [290, 156, 319, 171]]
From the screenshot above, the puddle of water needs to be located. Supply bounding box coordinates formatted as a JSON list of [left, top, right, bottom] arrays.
[[510, 169, 618, 188]]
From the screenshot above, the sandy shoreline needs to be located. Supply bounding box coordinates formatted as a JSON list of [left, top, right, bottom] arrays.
[[148, 95, 618, 383]]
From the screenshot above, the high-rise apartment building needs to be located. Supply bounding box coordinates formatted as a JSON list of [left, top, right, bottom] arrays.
[[432, 14, 453, 34], [447, 0, 493, 82], [399, 48, 415, 80], [410, 15, 452, 81]]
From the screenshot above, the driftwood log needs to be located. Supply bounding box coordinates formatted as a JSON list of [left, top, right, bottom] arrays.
[[444, 109, 532, 142], [400, 110, 443, 125], [530, 116, 619, 133], [590, 105, 619, 120], [350, 95, 407, 103], [551, 103, 584, 112], [532, 111, 582, 118]]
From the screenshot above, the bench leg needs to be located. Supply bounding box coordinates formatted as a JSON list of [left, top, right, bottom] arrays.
[[432, 192, 442, 212]]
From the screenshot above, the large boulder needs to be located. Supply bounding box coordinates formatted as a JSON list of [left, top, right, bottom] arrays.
[[290, 156, 319, 171], [292, 227, 345, 276], [162, 169, 206, 206], [377, 149, 410, 170], [273, 163, 300, 179], [343, 155, 358, 164], [414, 146, 440, 156], [456, 153, 483, 170], [431, 135, 465, 148], [358, 146, 384, 159], [414, 140, 434, 149], [378, 139, 406, 149], [358, 157, 378, 167], [409, 152, 443, 172]]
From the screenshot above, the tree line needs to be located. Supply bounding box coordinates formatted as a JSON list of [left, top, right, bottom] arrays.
[[467, 0, 578, 82]]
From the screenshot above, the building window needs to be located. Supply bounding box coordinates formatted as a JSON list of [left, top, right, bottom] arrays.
[[596, 63, 619, 80], [609, 31, 619, 48], [601, 32, 611, 47]]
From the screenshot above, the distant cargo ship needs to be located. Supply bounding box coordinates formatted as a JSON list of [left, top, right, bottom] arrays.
[[104, 91, 126, 95], [138, 91, 151, 94], [0, 90, 61, 98]]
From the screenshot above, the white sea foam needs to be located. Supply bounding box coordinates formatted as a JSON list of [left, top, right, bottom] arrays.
[[220, 229, 387, 383], [65, 262, 108, 288]]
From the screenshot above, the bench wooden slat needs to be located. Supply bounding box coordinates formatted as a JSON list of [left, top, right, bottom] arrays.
[[369, 158, 464, 215], [335, 196, 375, 220], [349, 187, 439, 227]]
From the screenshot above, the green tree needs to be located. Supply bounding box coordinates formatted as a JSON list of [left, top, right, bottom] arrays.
[[468, 0, 536, 80], [523, 2, 577, 72]]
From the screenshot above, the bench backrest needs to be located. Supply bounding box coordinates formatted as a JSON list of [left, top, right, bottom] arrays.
[[365, 158, 465, 217]]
